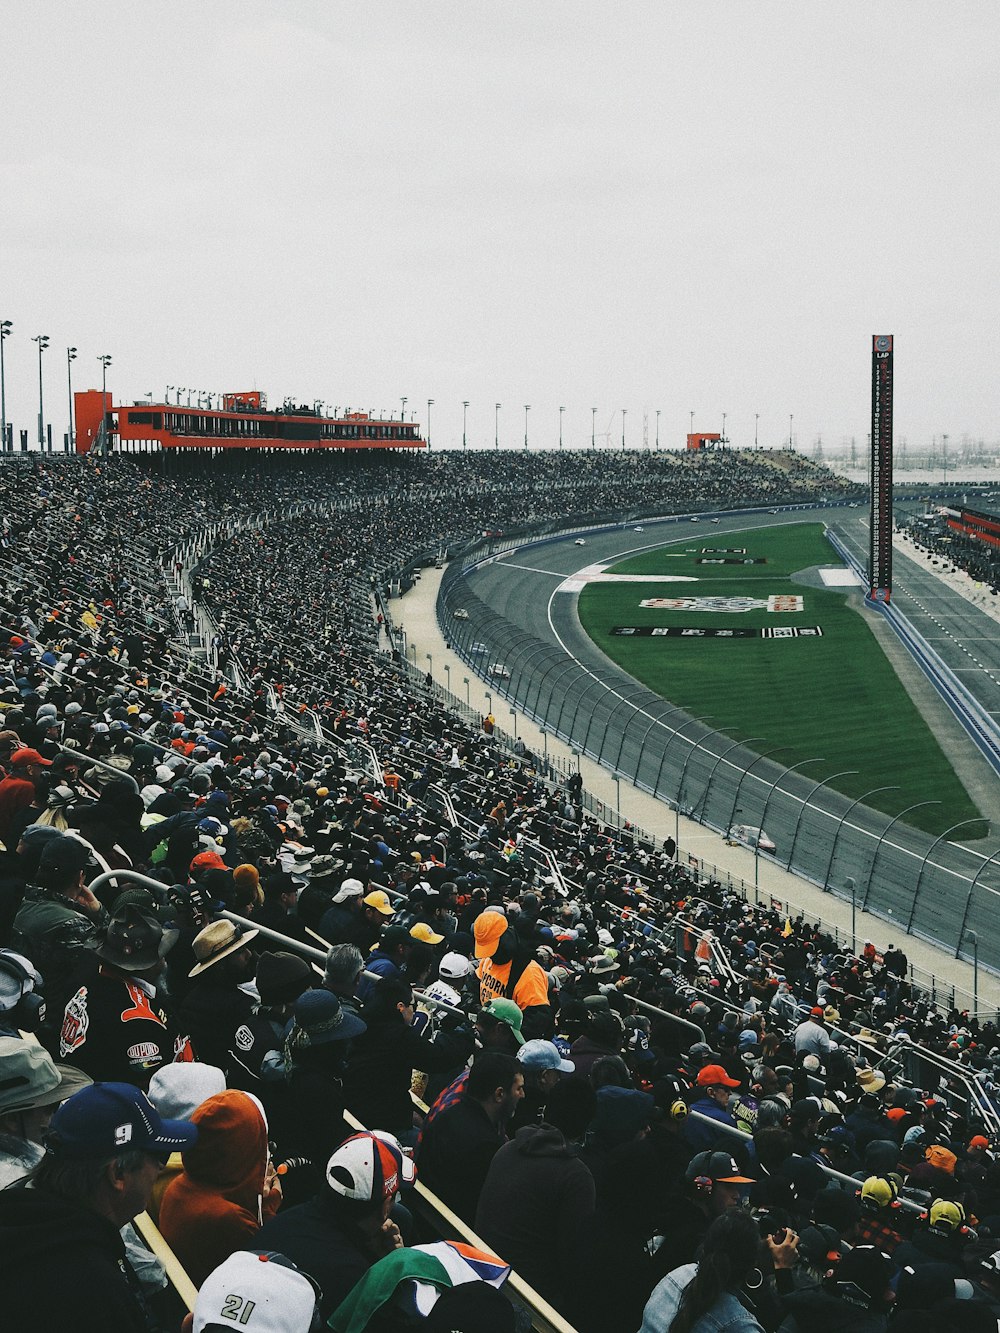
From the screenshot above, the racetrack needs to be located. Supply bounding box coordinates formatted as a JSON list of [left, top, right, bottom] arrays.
[[442, 505, 1000, 969]]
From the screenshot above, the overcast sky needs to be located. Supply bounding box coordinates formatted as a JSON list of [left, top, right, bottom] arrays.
[[2, 2, 997, 453]]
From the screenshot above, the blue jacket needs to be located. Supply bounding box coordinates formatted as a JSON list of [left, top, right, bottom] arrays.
[[640, 1263, 764, 1333], [681, 1097, 739, 1152]]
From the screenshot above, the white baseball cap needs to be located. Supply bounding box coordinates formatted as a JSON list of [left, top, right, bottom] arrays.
[[439, 951, 474, 980], [194, 1252, 317, 1333]]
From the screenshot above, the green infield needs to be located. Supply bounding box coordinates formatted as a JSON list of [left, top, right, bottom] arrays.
[[576, 523, 983, 836]]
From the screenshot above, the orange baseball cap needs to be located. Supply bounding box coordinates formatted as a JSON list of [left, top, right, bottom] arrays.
[[696, 1064, 741, 1089], [473, 911, 509, 959]]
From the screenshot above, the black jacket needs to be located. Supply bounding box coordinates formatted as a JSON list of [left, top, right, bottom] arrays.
[[343, 1016, 456, 1136], [252, 1195, 372, 1320], [0, 1186, 154, 1333], [417, 1094, 506, 1223], [59, 958, 185, 1085]]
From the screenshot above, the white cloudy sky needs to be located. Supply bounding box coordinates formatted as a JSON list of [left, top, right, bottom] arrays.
[[2, 2, 997, 452]]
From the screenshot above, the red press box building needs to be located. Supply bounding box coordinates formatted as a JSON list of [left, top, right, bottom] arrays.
[[73, 389, 425, 455]]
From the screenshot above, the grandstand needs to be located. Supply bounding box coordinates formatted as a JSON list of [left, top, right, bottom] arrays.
[[3, 445, 1000, 1332]]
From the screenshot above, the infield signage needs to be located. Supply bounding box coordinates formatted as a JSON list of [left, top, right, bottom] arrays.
[[612, 625, 823, 639]]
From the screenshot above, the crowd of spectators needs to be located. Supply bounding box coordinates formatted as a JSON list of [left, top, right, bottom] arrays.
[[1, 446, 996, 1333]]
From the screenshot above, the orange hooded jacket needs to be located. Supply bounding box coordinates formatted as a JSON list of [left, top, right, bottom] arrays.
[[159, 1089, 279, 1286]]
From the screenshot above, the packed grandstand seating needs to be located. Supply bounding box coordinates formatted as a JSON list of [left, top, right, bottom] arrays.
[[2, 448, 999, 1333]]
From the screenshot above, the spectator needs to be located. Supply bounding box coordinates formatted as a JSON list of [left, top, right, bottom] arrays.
[[474, 1080, 596, 1307], [683, 1063, 743, 1152], [11, 834, 107, 1022], [343, 976, 460, 1139], [146, 1061, 227, 1220], [639, 1209, 771, 1333], [794, 1008, 835, 1060], [267, 988, 366, 1198], [777, 1244, 896, 1333], [318, 877, 366, 942], [0, 747, 52, 846], [180, 918, 260, 1069], [322, 942, 365, 1019], [355, 923, 410, 1004], [253, 1131, 414, 1320], [58, 904, 185, 1085], [0, 1081, 197, 1333], [417, 1051, 524, 1221], [159, 1088, 283, 1286], [189, 1250, 320, 1333], [656, 1151, 756, 1276], [473, 909, 552, 1035], [0, 1035, 92, 1186], [510, 1037, 575, 1130]]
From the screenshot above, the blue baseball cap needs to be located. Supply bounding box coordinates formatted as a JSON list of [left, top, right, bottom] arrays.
[[46, 1082, 198, 1160]]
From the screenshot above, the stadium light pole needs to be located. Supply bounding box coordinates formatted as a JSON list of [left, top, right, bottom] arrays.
[[695, 736, 766, 824], [401, 396, 407, 422], [591, 407, 596, 450], [462, 401, 469, 451], [32, 334, 49, 449], [426, 398, 433, 450], [755, 413, 759, 448], [963, 929, 979, 1014], [907, 818, 986, 932], [822, 785, 899, 892], [97, 354, 112, 450], [66, 346, 77, 452], [956, 847, 1000, 954], [559, 405, 564, 450], [495, 403, 501, 450], [523, 404, 530, 450], [726, 746, 791, 833], [621, 408, 627, 452], [862, 800, 941, 912], [655, 409, 660, 450], [484, 690, 492, 719], [689, 410, 694, 441], [721, 412, 727, 444], [510, 707, 518, 742], [613, 774, 621, 829], [786, 769, 859, 870], [653, 714, 713, 802], [1, 319, 12, 451], [463, 676, 470, 705], [788, 413, 793, 449]]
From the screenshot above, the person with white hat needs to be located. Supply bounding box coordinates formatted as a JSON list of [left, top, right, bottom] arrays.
[[186, 1251, 320, 1333]]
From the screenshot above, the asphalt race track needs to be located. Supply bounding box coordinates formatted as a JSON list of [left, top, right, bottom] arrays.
[[443, 505, 1000, 969]]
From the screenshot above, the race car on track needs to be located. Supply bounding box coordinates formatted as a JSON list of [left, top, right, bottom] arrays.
[[726, 824, 777, 854]]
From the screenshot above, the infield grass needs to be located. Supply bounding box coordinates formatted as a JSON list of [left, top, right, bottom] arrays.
[[576, 523, 983, 837]]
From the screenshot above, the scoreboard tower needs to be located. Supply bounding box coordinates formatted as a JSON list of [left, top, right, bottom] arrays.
[[869, 334, 894, 602]]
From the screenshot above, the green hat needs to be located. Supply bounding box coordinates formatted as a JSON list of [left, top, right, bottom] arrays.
[[481, 998, 525, 1047]]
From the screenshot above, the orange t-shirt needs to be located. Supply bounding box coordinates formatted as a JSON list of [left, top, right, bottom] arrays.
[[478, 957, 551, 1011]]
